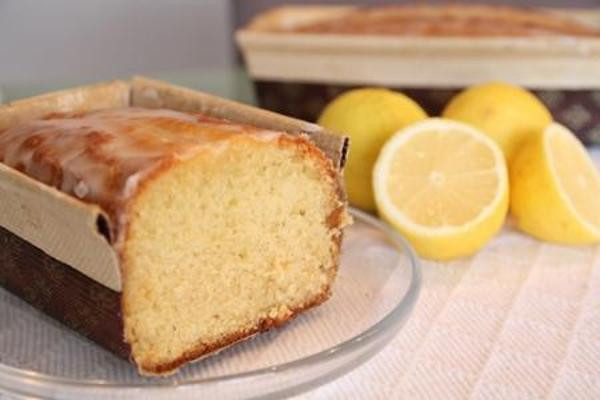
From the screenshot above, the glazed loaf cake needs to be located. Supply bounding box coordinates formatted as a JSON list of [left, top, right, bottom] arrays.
[[0, 80, 349, 375]]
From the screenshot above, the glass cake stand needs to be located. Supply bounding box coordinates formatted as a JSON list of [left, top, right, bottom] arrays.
[[0, 208, 421, 400]]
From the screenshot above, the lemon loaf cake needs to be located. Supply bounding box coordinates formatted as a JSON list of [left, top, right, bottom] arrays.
[[0, 106, 349, 375]]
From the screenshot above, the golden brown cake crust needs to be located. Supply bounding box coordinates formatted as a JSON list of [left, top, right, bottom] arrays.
[[275, 4, 600, 37]]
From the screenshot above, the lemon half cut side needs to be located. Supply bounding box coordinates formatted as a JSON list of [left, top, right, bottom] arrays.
[[374, 118, 509, 260], [511, 122, 600, 244]]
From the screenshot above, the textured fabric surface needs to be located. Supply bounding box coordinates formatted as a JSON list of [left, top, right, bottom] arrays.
[[293, 148, 600, 400]]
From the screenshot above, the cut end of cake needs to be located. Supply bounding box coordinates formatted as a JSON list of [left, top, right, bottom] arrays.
[[121, 133, 347, 375]]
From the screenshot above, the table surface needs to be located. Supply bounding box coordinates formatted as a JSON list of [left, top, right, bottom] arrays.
[[1, 71, 599, 400]]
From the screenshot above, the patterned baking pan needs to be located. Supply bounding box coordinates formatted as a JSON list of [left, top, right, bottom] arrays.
[[254, 81, 600, 145], [237, 6, 600, 145]]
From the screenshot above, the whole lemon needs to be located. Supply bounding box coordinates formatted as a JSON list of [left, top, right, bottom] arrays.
[[318, 88, 427, 211], [442, 82, 552, 162]]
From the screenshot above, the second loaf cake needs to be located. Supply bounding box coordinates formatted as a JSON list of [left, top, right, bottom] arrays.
[[0, 107, 349, 375]]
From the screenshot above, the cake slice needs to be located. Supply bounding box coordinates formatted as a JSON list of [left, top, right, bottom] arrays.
[[0, 107, 348, 375]]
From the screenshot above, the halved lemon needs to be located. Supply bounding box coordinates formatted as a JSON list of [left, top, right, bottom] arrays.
[[373, 118, 509, 260], [511, 122, 600, 244]]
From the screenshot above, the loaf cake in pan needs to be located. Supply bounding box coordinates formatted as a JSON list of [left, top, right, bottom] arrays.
[[237, 4, 600, 144], [0, 77, 349, 375]]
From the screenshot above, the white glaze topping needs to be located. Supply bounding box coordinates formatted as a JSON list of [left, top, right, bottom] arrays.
[[0, 107, 283, 243]]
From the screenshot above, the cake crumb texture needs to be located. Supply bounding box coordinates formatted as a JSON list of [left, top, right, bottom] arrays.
[[122, 134, 345, 374]]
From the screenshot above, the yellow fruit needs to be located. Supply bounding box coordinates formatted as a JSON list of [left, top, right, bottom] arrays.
[[373, 118, 508, 260], [318, 88, 427, 211], [442, 82, 552, 162], [510, 122, 600, 244]]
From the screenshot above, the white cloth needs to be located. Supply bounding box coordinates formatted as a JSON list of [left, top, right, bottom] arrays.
[[294, 148, 600, 400]]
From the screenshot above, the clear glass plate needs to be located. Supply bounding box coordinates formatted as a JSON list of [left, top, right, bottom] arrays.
[[0, 208, 421, 400]]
